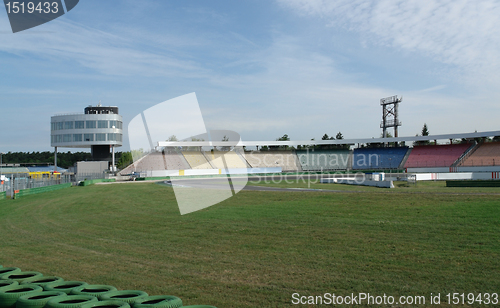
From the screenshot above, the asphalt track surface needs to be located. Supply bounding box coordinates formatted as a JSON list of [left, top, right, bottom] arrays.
[[163, 174, 380, 193], [99, 174, 500, 195]]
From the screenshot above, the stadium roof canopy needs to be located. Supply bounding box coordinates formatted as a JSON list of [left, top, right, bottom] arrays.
[[157, 130, 500, 148]]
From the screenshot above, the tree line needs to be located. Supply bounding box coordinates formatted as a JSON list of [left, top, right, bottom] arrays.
[[0, 151, 132, 169]]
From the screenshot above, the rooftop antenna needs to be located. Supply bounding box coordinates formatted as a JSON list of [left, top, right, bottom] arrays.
[[98, 100, 102, 107]]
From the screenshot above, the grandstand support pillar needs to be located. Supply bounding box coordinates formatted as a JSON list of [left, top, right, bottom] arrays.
[[112, 145, 115, 173], [54, 147, 57, 172]]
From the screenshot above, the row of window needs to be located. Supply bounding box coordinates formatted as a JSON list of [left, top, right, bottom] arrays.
[[51, 133, 123, 143], [51, 120, 123, 131]]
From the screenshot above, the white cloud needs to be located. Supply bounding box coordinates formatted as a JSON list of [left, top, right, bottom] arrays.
[[277, 0, 500, 86], [0, 15, 209, 78]]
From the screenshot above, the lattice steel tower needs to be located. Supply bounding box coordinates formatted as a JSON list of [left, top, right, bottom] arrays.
[[380, 95, 402, 138]]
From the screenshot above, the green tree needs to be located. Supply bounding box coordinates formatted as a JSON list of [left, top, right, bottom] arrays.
[[220, 135, 230, 151], [117, 152, 133, 169], [414, 124, 430, 146], [272, 134, 291, 150], [422, 123, 429, 136]]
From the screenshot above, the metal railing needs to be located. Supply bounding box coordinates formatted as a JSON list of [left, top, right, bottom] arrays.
[[1, 174, 72, 196]]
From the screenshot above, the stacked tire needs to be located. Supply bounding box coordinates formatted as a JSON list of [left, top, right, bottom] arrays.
[[44, 282, 88, 295], [70, 285, 117, 300], [1, 272, 44, 283], [21, 277, 65, 289], [16, 291, 67, 308], [0, 284, 43, 308], [0, 266, 217, 308]]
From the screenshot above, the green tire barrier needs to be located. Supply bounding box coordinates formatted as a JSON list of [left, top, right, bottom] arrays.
[[21, 277, 64, 288], [70, 285, 118, 300], [80, 300, 131, 308], [13, 183, 72, 199], [0, 191, 6, 200], [0, 268, 22, 277], [132, 296, 182, 308], [45, 295, 98, 308], [16, 291, 67, 308], [44, 282, 88, 294], [0, 280, 19, 291], [0, 272, 44, 283], [446, 180, 500, 187], [100, 291, 148, 305], [0, 284, 43, 308]]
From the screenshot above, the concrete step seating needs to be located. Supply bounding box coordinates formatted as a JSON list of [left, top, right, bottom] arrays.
[[182, 151, 213, 169], [203, 151, 248, 169], [404, 144, 471, 168], [459, 142, 500, 166], [244, 151, 300, 171], [297, 150, 351, 171]]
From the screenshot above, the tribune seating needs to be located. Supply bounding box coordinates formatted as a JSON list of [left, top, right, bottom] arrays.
[[244, 151, 301, 171], [203, 151, 248, 169], [352, 147, 409, 170], [133, 152, 165, 171], [119, 152, 165, 174], [459, 142, 500, 166], [296, 150, 351, 171], [404, 144, 471, 168], [182, 151, 213, 169], [164, 152, 191, 170]]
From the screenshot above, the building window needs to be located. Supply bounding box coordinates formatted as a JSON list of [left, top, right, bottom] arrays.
[[64, 121, 73, 130], [73, 134, 83, 142], [98, 120, 108, 128], [118, 134, 123, 142], [51, 122, 56, 131], [96, 133, 106, 141], [56, 122, 63, 130], [109, 120, 116, 128], [84, 134, 94, 142], [86, 121, 96, 129], [75, 121, 84, 129], [118, 121, 123, 129], [108, 133, 116, 141], [56, 135, 63, 143], [63, 134, 72, 142], [51, 135, 55, 143]]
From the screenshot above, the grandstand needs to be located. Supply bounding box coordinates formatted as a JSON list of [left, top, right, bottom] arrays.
[[243, 151, 302, 171], [182, 151, 214, 169], [459, 142, 500, 166], [118, 133, 500, 175], [119, 143, 500, 174], [404, 144, 472, 168], [296, 149, 351, 171], [352, 147, 409, 170], [203, 151, 249, 169]]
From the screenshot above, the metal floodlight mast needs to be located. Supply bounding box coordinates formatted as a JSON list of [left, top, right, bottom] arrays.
[[380, 95, 402, 139]]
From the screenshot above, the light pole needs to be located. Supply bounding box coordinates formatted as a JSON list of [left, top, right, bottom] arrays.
[[0, 152, 3, 180], [0, 152, 3, 191]]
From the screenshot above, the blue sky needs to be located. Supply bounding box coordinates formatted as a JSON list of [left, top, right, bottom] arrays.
[[1, 0, 500, 152]]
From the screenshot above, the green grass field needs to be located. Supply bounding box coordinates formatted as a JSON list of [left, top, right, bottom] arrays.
[[1, 182, 499, 307]]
